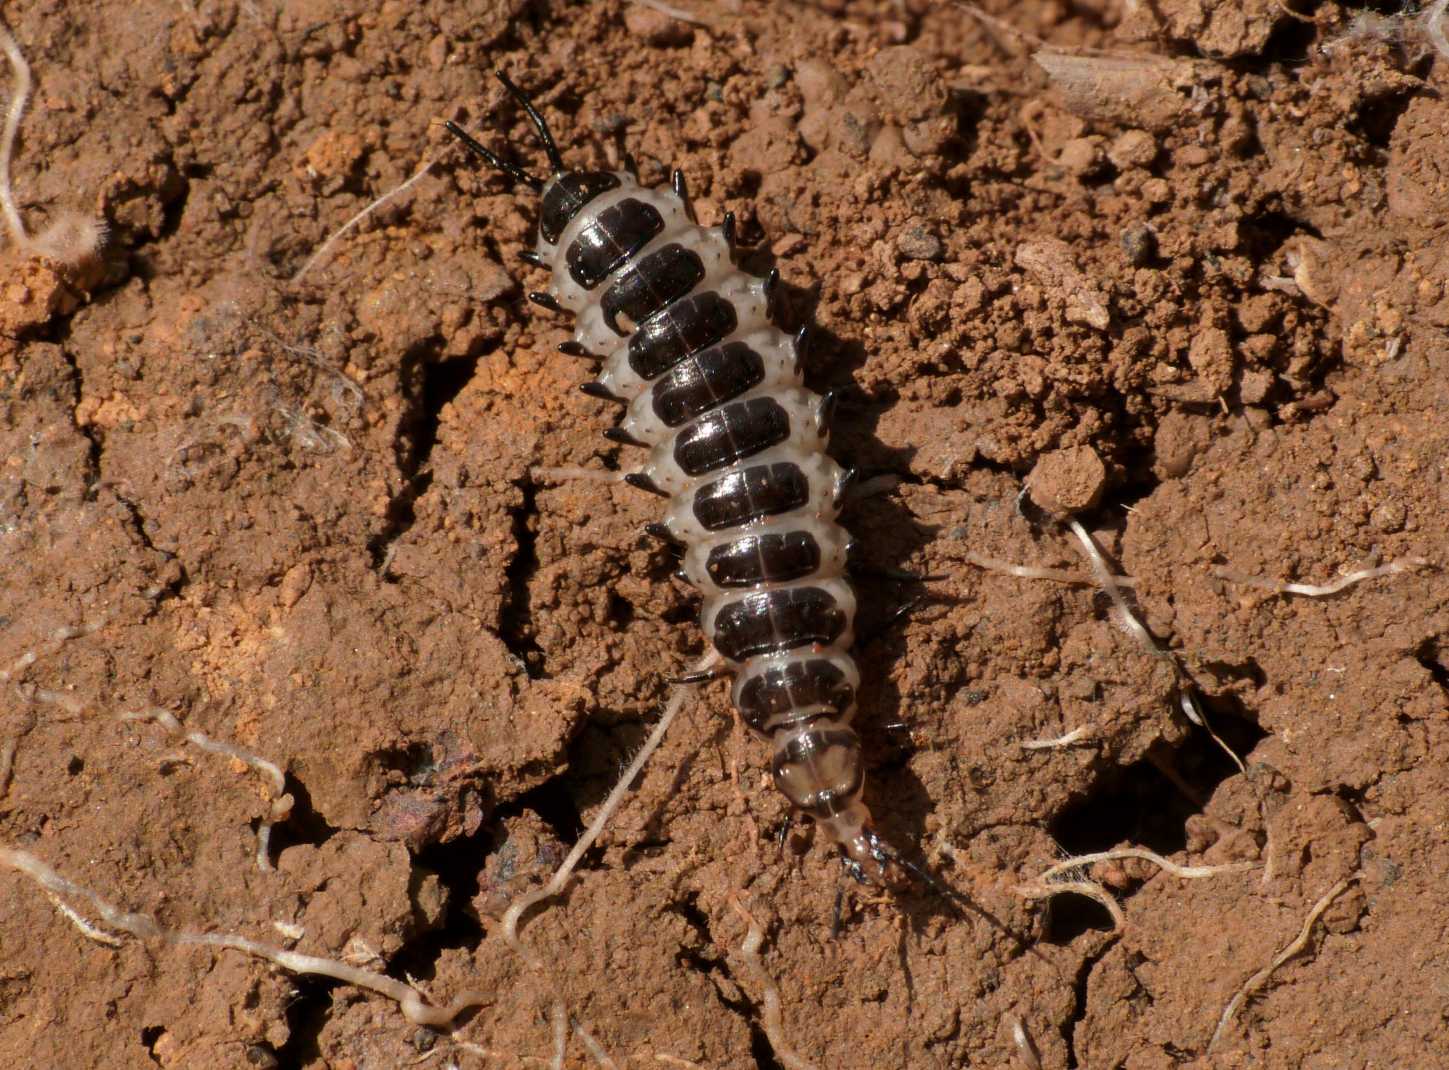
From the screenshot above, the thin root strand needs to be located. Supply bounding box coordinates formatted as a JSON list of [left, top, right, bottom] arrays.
[[1208, 875, 1357, 1051], [628, 0, 715, 26], [1064, 520, 1245, 773], [0, 845, 489, 1028], [729, 896, 821, 1070], [1017, 848, 1257, 933], [1015, 877, 1126, 932], [0, 738, 16, 800], [1035, 847, 1257, 884], [290, 160, 435, 285], [0, 17, 106, 262], [1213, 557, 1430, 598], [121, 708, 294, 871], [966, 552, 1134, 587], [501, 655, 719, 1070]]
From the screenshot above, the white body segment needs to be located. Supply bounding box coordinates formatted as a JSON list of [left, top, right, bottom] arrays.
[[619, 325, 804, 443], [635, 387, 829, 496]]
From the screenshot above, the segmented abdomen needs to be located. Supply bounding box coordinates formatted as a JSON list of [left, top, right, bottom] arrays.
[[537, 172, 865, 824]]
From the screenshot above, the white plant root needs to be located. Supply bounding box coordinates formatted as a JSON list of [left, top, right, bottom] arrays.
[[1208, 875, 1357, 1051], [966, 551, 1135, 587], [1016, 848, 1257, 934], [501, 654, 720, 1070], [0, 17, 106, 262], [0, 844, 490, 1029], [0, 14, 33, 250], [1005, 1014, 1043, 1070], [1035, 847, 1256, 884], [729, 896, 821, 1070], [1213, 557, 1429, 598], [289, 159, 435, 285], [120, 708, 294, 871], [1064, 520, 1245, 773]]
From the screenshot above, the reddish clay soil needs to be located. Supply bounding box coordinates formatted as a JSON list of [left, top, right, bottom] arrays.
[[3, 1, 1448, 1067]]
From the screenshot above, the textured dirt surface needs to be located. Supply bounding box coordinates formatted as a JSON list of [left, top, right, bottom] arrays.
[[3, 1, 1448, 1067]]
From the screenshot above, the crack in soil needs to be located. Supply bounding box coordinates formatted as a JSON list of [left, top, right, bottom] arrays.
[[1063, 936, 1119, 1069], [500, 474, 545, 678], [666, 894, 786, 1070]]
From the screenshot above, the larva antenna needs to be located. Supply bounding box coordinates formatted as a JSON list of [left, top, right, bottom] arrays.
[[444, 119, 545, 191], [444, 72, 567, 191], [493, 70, 567, 175]]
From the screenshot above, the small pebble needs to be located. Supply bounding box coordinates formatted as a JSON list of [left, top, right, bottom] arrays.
[[1057, 137, 1103, 177], [1371, 501, 1406, 533], [1238, 368, 1274, 405], [623, 4, 695, 46], [897, 223, 943, 262], [1108, 129, 1158, 169], [1121, 223, 1156, 266]]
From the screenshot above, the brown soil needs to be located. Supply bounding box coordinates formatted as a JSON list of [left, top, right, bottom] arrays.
[[2, 1, 1447, 1067]]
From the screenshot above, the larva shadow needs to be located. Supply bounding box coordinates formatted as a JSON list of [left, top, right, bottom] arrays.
[[763, 272, 958, 902]]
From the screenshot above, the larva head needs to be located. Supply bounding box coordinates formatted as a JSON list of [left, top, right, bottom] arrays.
[[445, 71, 621, 246]]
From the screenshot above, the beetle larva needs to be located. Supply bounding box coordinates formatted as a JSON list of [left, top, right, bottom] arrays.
[[447, 72, 902, 884]]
